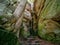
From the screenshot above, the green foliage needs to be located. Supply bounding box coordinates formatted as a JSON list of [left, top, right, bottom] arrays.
[[38, 20, 60, 43], [0, 0, 9, 5], [38, 0, 60, 43], [20, 24, 30, 39], [40, 0, 60, 19], [0, 0, 18, 31], [0, 29, 18, 45], [0, 1, 19, 44], [0, 0, 17, 17]]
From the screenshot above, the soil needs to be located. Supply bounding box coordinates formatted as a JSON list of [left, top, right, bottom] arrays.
[[19, 36, 59, 45]]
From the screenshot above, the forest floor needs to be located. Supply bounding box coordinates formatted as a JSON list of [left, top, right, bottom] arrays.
[[19, 36, 58, 45]]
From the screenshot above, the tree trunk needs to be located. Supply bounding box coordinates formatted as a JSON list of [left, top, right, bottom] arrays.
[[13, 0, 27, 19], [13, 0, 27, 38]]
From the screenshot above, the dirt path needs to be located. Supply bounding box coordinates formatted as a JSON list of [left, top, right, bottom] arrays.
[[19, 36, 58, 45]]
